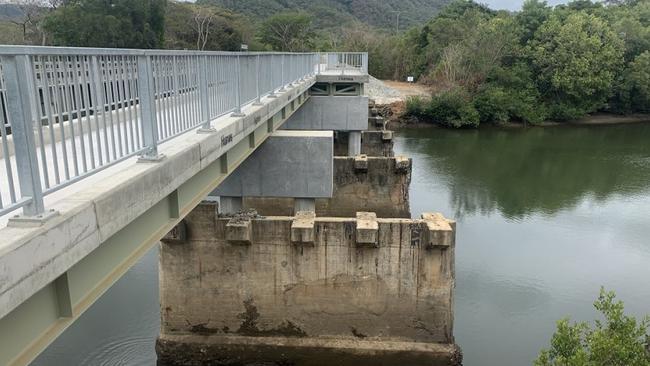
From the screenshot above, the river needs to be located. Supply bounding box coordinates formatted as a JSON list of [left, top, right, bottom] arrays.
[[33, 123, 650, 366]]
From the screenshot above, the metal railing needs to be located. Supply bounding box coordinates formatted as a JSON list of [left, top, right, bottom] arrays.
[[319, 52, 368, 74], [0, 46, 331, 218]]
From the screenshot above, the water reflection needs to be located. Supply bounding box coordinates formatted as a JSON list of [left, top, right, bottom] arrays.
[[32, 124, 650, 366], [397, 124, 650, 366], [400, 125, 650, 219]]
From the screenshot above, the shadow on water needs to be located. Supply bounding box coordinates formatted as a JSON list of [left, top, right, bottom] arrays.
[[400, 124, 650, 220]]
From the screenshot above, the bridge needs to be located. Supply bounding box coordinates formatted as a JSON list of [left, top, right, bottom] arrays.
[[0, 46, 370, 365], [0, 45, 460, 366]]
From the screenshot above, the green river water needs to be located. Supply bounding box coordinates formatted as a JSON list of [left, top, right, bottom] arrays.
[[33, 123, 650, 366]]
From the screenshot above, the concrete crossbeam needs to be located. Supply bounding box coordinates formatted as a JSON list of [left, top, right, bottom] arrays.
[[212, 131, 333, 199], [282, 96, 369, 131]]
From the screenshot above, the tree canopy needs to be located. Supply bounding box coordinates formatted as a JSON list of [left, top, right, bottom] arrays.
[[401, 0, 650, 127], [535, 288, 650, 366], [258, 12, 315, 52], [44, 0, 166, 48]]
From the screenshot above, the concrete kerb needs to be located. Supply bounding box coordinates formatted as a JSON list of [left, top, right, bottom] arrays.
[[0, 76, 316, 321]]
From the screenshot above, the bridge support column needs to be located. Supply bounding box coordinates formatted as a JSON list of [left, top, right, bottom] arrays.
[[294, 198, 315, 213], [220, 196, 243, 215], [348, 131, 362, 156]]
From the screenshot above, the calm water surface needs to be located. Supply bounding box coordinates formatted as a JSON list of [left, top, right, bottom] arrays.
[[34, 123, 650, 366]]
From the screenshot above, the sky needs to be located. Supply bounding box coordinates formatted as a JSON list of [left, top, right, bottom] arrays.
[[174, 0, 575, 12], [481, 0, 571, 11], [0, 0, 582, 14]]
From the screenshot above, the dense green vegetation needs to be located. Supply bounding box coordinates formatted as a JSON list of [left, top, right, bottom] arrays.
[[535, 288, 650, 366], [400, 0, 650, 127], [44, 0, 166, 48], [3, 0, 650, 126], [196, 0, 451, 31]]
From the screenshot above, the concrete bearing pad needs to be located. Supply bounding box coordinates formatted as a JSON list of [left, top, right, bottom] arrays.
[[395, 155, 411, 173], [355, 211, 378, 247], [291, 211, 316, 245], [226, 217, 253, 245], [381, 130, 393, 141], [354, 154, 368, 171], [422, 213, 454, 250]]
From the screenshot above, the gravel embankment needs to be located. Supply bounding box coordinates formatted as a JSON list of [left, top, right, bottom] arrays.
[[365, 76, 403, 105]]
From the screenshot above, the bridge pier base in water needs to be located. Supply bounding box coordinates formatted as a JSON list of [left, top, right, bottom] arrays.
[[158, 204, 461, 366]]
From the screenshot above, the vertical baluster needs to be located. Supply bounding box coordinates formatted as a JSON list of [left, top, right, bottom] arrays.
[[41, 56, 61, 184], [70, 56, 88, 173], [253, 55, 262, 106], [232, 55, 245, 117], [79, 56, 96, 170], [279, 55, 286, 92], [171, 56, 181, 135], [61, 56, 80, 177], [121, 56, 136, 153], [109, 55, 124, 156], [198, 55, 213, 131], [90, 55, 108, 165], [52, 56, 71, 179], [28, 56, 50, 189]]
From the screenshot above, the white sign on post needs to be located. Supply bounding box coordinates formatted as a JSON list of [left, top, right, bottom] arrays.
[[407, 76, 414, 83]]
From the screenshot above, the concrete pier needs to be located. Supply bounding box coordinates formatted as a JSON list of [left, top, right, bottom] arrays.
[[157, 203, 461, 366]]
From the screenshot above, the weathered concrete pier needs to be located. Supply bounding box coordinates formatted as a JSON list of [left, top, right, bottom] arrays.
[[157, 206, 459, 366]]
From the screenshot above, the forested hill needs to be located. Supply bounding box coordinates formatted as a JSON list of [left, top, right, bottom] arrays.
[[197, 0, 452, 31]]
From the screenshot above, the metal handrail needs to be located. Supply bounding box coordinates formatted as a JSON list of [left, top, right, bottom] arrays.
[[0, 47, 367, 218], [320, 52, 368, 74]]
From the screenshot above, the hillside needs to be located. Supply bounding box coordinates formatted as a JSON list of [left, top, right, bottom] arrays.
[[197, 0, 452, 31], [0, 4, 25, 20]]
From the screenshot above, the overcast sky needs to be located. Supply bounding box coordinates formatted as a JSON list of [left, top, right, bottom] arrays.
[[0, 0, 578, 14], [482, 0, 571, 11], [173, 0, 575, 12]]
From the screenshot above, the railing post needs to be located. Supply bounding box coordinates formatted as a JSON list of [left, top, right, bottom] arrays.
[[137, 54, 164, 162], [317, 52, 321, 75], [231, 55, 245, 117], [364, 52, 368, 74], [198, 55, 215, 132], [1, 54, 55, 223], [253, 54, 263, 106], [268, 54, 277, 99], [278, 54, 286, 92]]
